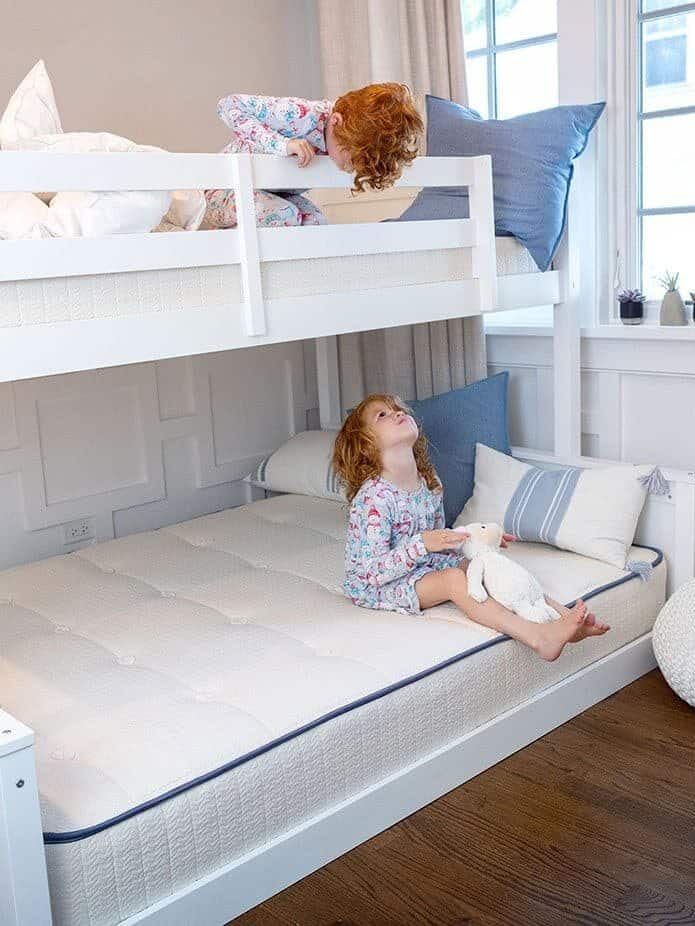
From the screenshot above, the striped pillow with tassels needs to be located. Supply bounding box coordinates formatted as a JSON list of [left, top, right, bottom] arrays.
[[455, 443, 665, 571]]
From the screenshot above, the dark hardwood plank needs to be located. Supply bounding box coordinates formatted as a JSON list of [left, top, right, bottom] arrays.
[[232, 671, 695, 926]]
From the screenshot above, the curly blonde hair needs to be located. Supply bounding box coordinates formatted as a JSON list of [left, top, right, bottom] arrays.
[[332, 394, 439, 503], [333, 83, 423, 193]]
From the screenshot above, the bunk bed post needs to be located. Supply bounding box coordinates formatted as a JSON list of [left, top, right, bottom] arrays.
[[468, 155, 498, 313], [232, 153, 266, 337], [552, 251, 582, 459], [316, 335, 342, 430], [0, 712, 52, 926], [553, 0, 601, 458]]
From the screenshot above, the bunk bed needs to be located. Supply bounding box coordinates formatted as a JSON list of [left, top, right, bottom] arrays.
[[0, 152, 691, 926]]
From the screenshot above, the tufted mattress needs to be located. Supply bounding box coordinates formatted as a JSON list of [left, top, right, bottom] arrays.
[[0, 237, 538, 328], [0, 494, 665, 925]]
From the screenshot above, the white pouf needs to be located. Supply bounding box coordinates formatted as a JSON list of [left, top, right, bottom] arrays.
[[652, 578, 695, 707]]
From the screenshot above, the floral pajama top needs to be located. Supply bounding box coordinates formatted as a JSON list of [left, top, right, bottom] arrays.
[[344, 476, 466, 616], [205, 94, 333, 229], [216, 93, 334, 157]]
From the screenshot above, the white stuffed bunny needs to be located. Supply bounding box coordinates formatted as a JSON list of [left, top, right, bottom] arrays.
[[454, 522, 560, 623]]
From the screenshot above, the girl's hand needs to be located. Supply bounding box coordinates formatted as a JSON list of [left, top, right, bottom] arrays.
[[422, 529, 468, 553], [287, 138, 316, 167]]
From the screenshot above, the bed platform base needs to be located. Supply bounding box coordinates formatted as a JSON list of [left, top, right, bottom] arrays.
[[0, 634, 656, 926]]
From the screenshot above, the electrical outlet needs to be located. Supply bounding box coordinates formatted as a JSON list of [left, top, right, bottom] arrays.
[[62, 518, 95, 546]]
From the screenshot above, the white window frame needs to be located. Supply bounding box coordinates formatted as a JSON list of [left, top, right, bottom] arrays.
[[605, 0, 695, 324], [465, 1, 558, 119]]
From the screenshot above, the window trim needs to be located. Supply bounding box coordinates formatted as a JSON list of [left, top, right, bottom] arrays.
[[610, 0, 695, 318], [465, 1, 558, 118]]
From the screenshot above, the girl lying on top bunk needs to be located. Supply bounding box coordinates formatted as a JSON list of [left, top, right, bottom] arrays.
[[333, 394, 610, 662], [203, 82, 423, 228]]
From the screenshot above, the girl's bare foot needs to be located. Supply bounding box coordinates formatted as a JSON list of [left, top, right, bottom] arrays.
[[532, 600, 610, 662]]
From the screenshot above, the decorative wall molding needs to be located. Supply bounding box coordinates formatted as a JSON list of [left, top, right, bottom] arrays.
[[488, 332, 695, 467], [0, 342, 312, 571]]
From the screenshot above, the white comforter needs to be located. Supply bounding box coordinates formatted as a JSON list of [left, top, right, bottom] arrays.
[[0, 61, 205, 239]]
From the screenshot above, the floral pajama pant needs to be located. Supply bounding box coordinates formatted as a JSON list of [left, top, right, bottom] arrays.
[[203, 189, 326, 228]]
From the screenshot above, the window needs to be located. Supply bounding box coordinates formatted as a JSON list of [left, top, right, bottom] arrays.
[[463, 0, 558, 119], [462, 0, 559, 327], [638, 1, 695, 300]]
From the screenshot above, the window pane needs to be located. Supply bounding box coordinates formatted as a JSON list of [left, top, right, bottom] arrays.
[[643, 0, 692, 12], [641, 213, 695, 299], [494, 0, 557, 45], [643, 113, 695, 208], [466, 54, 490, 118], [496, 41, 558, 118], [641, 11, 694, 112], [462, 0, 488, 52]]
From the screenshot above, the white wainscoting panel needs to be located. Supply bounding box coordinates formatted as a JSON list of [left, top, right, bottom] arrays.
[[0, 342, 313, 571], [620, 373, 695, 469], [487, 331, 695, 467]]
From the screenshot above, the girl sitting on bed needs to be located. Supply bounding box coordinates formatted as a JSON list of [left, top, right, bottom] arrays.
[[204, 82, 423, 229], [332, 394, 610, 662]]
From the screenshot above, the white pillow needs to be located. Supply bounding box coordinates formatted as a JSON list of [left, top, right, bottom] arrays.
[[0, 60, 61, 149], [456, 443, 652, 569], [245, 430, 344, 502], [0, 193, 52, 239]]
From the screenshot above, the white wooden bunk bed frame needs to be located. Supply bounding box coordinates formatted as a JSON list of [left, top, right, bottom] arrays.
[[0, 152, 693, 926]]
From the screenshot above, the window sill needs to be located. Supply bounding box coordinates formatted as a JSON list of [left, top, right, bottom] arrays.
[[583, 323, 695, 340], [485, 322, 695, 340]]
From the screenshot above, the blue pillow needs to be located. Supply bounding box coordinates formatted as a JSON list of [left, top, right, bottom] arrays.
[[398, 95, 605, 271], [409, 372, 511, 527]]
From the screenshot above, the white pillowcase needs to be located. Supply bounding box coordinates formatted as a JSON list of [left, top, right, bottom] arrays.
[[245, 430, 344, 502], [0, 192, 53, 239], [456, 443, 652, 569], [0, 60, 61, 149]]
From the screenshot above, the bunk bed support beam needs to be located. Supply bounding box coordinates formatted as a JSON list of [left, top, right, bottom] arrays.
[[233, 153, 266, 337], [0, 712, 52, 926], [316, 336, 342, 430]]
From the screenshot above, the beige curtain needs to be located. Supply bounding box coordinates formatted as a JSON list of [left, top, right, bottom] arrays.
[[318, 0, 487, 412]]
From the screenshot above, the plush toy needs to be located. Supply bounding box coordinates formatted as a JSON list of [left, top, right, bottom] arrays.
[[454, 522, 560, 623]]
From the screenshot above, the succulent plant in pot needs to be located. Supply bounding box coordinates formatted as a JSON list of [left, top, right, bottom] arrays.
[[657, 271, 687, 326], [616, 288, 646, 325]]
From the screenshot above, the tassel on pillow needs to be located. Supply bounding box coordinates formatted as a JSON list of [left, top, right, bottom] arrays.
[[626, 559, 654, 582], [638, 466, 670, 497]]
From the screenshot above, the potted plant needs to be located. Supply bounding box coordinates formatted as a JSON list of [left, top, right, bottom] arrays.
[[657, 271, 687, 326], [616, 288, 646, 325]]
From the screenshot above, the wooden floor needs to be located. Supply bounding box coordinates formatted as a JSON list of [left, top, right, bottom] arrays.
[[234, 671, 694, 926]]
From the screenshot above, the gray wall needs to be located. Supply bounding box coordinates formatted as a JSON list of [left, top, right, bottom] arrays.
[[0, 0, 321, 151]]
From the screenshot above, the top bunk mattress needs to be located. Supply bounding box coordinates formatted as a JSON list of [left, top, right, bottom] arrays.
[[1, 493, 664, 844], [0, 236, 539, 328]]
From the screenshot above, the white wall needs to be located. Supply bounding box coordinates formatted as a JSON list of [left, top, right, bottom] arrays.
[[0, 345, 318, 570], [488, 331, 695, 468], [0, 0, 321, 152], [0, 1, 323, 570]]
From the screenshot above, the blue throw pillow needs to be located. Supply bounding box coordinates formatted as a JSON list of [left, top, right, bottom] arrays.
[[409, 372, 511, 527], [397, 95, 605, 271]]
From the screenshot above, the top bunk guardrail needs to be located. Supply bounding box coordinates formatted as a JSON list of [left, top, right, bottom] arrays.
[[0, 152, 500, 382]]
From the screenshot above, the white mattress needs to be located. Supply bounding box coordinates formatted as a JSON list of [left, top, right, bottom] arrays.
[[0, 237, 538, 328], [0, 494, 664, 926]]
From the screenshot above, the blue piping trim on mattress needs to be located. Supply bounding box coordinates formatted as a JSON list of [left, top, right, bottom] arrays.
[[42, 545, 663, 845]]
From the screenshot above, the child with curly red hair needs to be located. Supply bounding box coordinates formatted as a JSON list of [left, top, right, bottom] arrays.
[[204, 83, 423, 228], [333, 394, 610, 662]]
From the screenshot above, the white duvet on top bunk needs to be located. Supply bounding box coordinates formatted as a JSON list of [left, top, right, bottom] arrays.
[[0, 236, 538, 328], [1, 493, 665, 926]]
